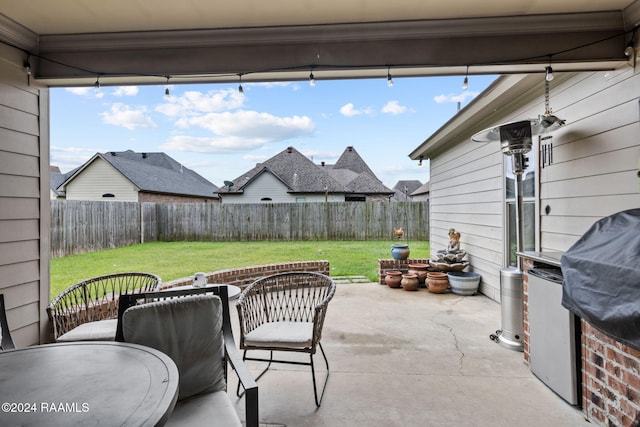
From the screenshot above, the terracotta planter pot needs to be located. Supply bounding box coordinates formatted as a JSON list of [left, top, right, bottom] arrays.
[[427, 272, 449, 293], [408, 263, 429, 285], [385, 270, 403, 288], [401, 274, 419, 291]]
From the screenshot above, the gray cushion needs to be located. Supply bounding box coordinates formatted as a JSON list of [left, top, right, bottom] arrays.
[[123, 294, 226, 400], [244, 321, 313, 349], [165, 391, 241, 427], [56, 319, 117, 342]]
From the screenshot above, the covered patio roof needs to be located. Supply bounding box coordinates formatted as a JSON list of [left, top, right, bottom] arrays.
[[0, 0, 638, 86]]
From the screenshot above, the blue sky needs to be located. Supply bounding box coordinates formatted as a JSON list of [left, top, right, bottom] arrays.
[[50, 74, 498, 190]]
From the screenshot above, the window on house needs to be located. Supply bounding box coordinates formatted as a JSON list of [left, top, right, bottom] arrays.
[[102, 193, 115, 198], [345, 196, 366, 202], [505, 142, 538, 266], [295, 197, 306, 203]]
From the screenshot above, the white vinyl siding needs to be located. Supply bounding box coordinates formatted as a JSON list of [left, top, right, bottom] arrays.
[[427, 66, 640, 302], [538, 69, 640, 251], [0, 43, 49, 346], [429, 139, 505, 300], [65, 158, 139, 201], [223, 172, 343, 203]]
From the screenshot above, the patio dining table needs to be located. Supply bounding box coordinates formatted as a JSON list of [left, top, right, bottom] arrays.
[[0, 341, 179, 426]]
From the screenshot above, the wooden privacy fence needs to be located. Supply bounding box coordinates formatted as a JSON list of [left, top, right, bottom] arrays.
[[51, 200, 429, 258]]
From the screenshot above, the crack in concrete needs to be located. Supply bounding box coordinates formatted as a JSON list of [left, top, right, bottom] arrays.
[[435, 320, 466, 376]]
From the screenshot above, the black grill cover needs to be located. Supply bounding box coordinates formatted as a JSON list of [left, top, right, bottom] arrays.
[[561, 208, 640, 350]]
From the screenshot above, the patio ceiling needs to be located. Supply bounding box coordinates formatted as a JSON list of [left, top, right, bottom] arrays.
[[0, 0, 639, 86]]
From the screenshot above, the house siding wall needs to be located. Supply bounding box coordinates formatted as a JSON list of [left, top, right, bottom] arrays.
[[427, 67, 640, 302], [429, 137, 505, 301], [65, 158, 139, 201], [538, 68, 640, 251], [222, 173, 343, 203], [0, 43, 49, 346]]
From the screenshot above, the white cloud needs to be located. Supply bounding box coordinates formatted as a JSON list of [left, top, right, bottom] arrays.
[[434, 91, 480, 104], [161, 135, 267, 153], [113, 86, 139, 96], [179, 110, 314, 140], [65, 87, 104, 99], [100, 103, 157, 130], [162, 110, 315, 153], [340, 103, 363, 117], [156, 89, 245, 118], [381, 100, 409, 115]]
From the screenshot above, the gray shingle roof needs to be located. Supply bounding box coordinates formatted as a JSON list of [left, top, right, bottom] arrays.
[[61, 150, 218, 198], [219, 147, 348, 193], [390, 180, 424, 202], [219, 146, 393, 196]]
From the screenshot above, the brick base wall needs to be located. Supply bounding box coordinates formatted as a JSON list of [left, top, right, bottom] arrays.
[[582, 323, 640, 426], [160, 260, 330, 290], [378, 258, 431, 285]]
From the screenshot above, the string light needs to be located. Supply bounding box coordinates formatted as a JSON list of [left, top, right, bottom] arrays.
[[23, 56, 31, 75], [2, 24, 633, 89], [418, 156, 423, 166], [387, 67, 393, 87], [545, 66, 554, 82], [238, 73, 244, 93], [164, 76, 170, 97], [462, 66, 469, 90]]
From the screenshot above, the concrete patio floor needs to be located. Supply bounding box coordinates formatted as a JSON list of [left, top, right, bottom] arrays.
[[228, 280, 588, 427]]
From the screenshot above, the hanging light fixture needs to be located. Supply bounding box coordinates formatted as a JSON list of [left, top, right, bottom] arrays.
[[309, 70, 316, 87], [94, 76, 100, 89], [462, 66, 469, 90], [23, 56, 31, 75], [387, 67, 394, 87], [164, 76, 170, 97], [545, 66, 554, 82], [238, 73, 244, 94], [625, 26, 637, 67]]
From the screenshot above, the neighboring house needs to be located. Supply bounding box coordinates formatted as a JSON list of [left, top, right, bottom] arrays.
[[219, 146, 393, 203], [57, 150, 219, 203], [390, 180, 422, 202], [410, 181, 430, 201], [49, 166, 67, 199], [409, 69, 640, 301]]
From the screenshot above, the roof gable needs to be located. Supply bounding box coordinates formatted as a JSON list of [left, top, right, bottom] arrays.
[[61, 150, 218, 198], [220, 147, 348, 193]]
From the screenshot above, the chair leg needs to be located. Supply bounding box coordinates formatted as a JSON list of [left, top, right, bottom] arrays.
[[237, 350, 273, 398], [311, 342, 330, 407]]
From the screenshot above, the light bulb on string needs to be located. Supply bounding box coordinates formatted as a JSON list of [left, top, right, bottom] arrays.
[[238, 74, 244, 94], [387, 67, 393, 87], [462, 66, 469, 90], [94, 76, 100, 90], [164, 76, 170, 97], [309, 71, 316, 87], [545, 66, 554, 82], [23, 57, 31, 76]]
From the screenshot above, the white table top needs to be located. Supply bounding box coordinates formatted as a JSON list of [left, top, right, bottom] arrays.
[[0, 341, 179, 427], [165, 283, 242, 299]]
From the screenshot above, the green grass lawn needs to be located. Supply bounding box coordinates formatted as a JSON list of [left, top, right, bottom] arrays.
[[49, 240, 430, 298]]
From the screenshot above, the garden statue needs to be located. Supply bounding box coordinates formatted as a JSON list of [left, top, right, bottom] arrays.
[[430, 228, 468, 271]]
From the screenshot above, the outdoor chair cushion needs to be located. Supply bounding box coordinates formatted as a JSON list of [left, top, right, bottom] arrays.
[[244, 321, 313, 349], [165, 390, 241, 427], [56, 319, 117, 342], [123, 295, 226, 400]]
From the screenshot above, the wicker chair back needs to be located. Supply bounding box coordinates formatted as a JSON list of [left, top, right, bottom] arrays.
[[47, 272, 160, 341]]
